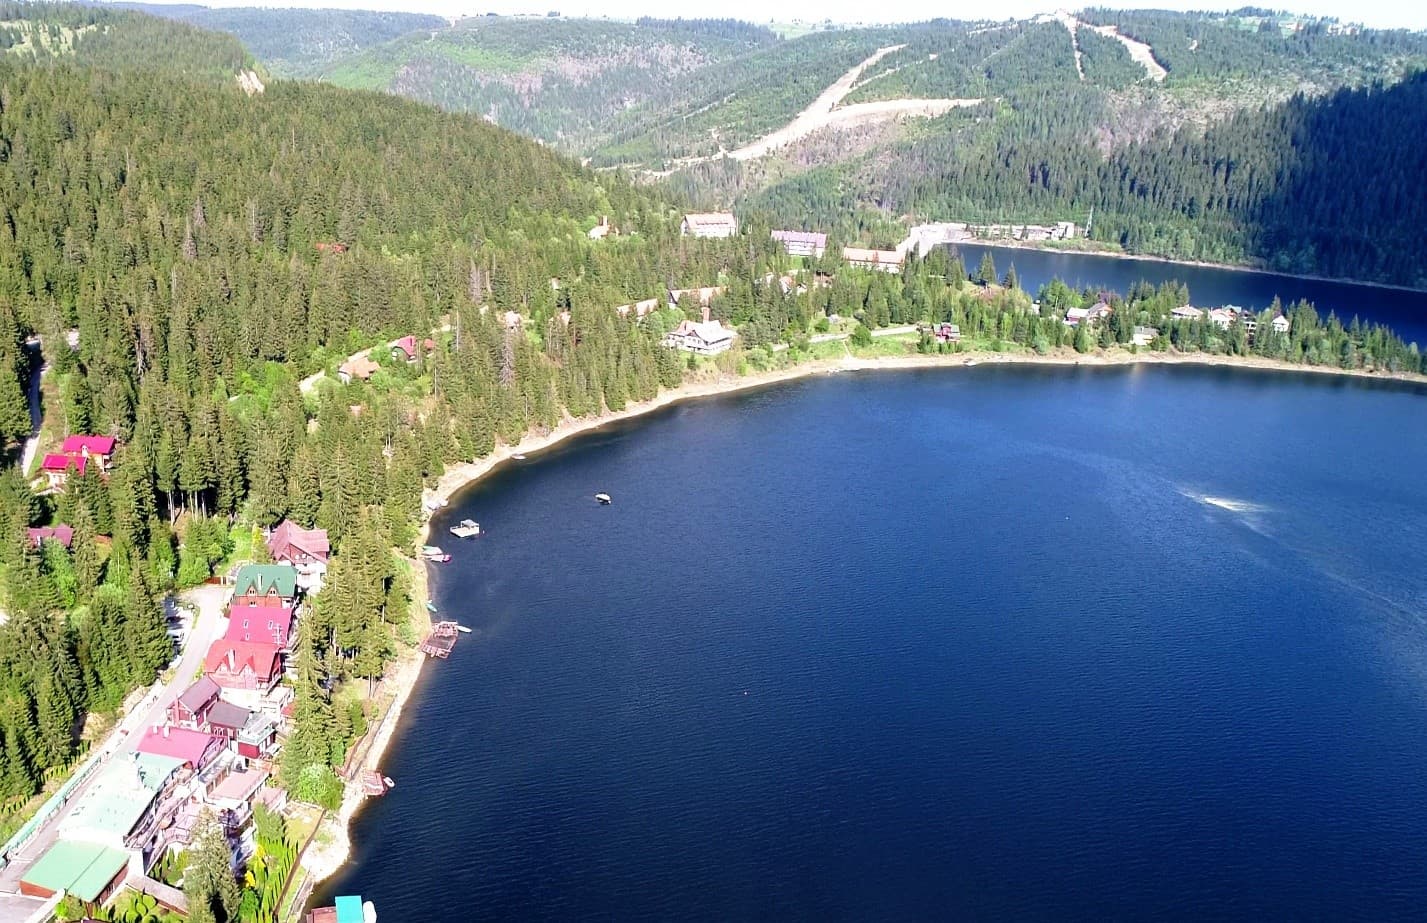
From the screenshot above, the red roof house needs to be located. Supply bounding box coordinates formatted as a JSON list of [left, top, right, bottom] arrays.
[[61, 435, 116, 458], [390, 335, 436, 362], [39, 453, 84, 490], [135, 726, 224, 770], [267, 521, 330, 572], [168, 676, 221, 728], [205, 640, 283, 694], [224, 604, 294, 648], [27, 525, 74, 549]]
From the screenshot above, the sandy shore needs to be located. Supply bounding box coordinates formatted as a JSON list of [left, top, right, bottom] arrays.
[[296, 345, 1425, 895]]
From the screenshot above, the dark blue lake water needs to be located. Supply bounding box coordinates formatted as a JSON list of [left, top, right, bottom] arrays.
[[952, 243, 1427, 347], [320, 365, 1427, 921]]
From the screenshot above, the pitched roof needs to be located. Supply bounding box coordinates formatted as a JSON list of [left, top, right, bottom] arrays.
[[224, 603, 294, 647], [21, 840, 130, 902], [40, 453, 84, 474], [268, 521, 330, 563], [61, 435, 115, 456], [135, 726, 223, 768], [771, 229, 828, 247], [231, 563, 297, 599], [207, 700, 252, 731], [28, 524, 74, 548], [175, 676, 220, 715], [339, 355, 380, 380], [205, 639, 282, 683], [670, 320, 735, 345], [682, 212, 737, 230]]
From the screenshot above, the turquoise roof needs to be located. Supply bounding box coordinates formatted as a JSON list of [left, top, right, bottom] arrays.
[[22, 839, 129, 902], [334, 895, 364, 923]]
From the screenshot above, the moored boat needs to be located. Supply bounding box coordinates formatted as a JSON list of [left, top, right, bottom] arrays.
[[450, 519, 482, 538]]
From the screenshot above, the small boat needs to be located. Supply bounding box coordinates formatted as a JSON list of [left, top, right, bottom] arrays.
[[426, 601, 438, 613], [455, 624, 472, 634], [422, 497, 448, 512], [421, 545, 444, 556], [427, 554, 451, 563], [450, 519, 482, 538], [595, 493, 612, 505], [512, 453, 527, 460], [383, 776, 395, 788], [966, 360, 979, 367]]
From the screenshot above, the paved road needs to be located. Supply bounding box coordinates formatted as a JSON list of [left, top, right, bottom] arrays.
[[0, 585, 227, 910]]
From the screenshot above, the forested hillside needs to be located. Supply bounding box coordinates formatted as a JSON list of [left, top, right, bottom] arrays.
[[111, 4, 447, 77], [0, 3, 746, 807], [1, 0, 252, 78], [740, 70, 1427, 286], [317, 17, 782, 152]]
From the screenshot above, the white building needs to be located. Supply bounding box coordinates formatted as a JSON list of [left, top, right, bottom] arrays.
[[664, 308, 735, 355], [681, 213, 738, 238]]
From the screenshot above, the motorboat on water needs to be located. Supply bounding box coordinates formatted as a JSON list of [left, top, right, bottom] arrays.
[[455, 625, 472, 634], [450, 519, 482, 538], [595, 493, 612, 505], [425, 601, 438, 614], [512, 453, 527, 460]]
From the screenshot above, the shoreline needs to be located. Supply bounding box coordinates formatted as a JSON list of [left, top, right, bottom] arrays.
[[956, 239, 1427, 297], [296, 345, 1426, 898]]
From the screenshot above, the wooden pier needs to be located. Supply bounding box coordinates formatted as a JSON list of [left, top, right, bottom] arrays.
[[419, 620, 460, 658]]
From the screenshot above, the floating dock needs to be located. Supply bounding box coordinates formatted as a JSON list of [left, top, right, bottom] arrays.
[[419, 620, 460, 658]]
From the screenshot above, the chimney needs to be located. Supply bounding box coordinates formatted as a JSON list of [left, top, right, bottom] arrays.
[[162, 725, 170, 738], [701, 305, 710, 324]]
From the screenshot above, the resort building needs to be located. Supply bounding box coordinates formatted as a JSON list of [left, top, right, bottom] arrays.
[[390, 335, 436, 362], [205, 640, 284, 702], [771, 229, 828, 258], [1132, 326, 1160, 347], [1171, 305, 1204, 320], [59, 752, 186, 850], [680, 212, 738, 238], [224, 603, 295, 648], [267, 520, 330, 584], [842, 247, 904, 273], [19, 840, 130, 906], [664, 307, 736, 355], [230, 564, 298, 609], [1272, 314, 1291, 334]]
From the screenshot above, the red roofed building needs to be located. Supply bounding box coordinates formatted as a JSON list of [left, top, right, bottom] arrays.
[[390, 335, 436, 362], [267, 521, 330, 581], [205, 640, 283, 699], [134, 726, 224, 770], [168, 676, 221, 728], [39, 453, 84, 491], [224, 604, 294, 648], [27, 524, 74, 549], [61, 435, 116, 461]]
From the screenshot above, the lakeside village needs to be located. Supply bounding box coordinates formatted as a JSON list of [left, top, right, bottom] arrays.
[[659, 213, 1304, 358], [0, 206, 1412, 923], [0, 461, 382, 923]]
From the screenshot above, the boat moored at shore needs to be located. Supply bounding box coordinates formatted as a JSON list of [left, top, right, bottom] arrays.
[[450, 519, 482, 538]]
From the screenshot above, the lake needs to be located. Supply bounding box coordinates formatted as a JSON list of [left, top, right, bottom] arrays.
[[318, 365, 1427, 920], [950, 243, 1427, 347]]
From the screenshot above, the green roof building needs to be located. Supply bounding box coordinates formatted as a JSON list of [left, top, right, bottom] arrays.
[[19, 839, 130, 903], [231, 563, 298, 601], [59, 752, 185, 849]]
